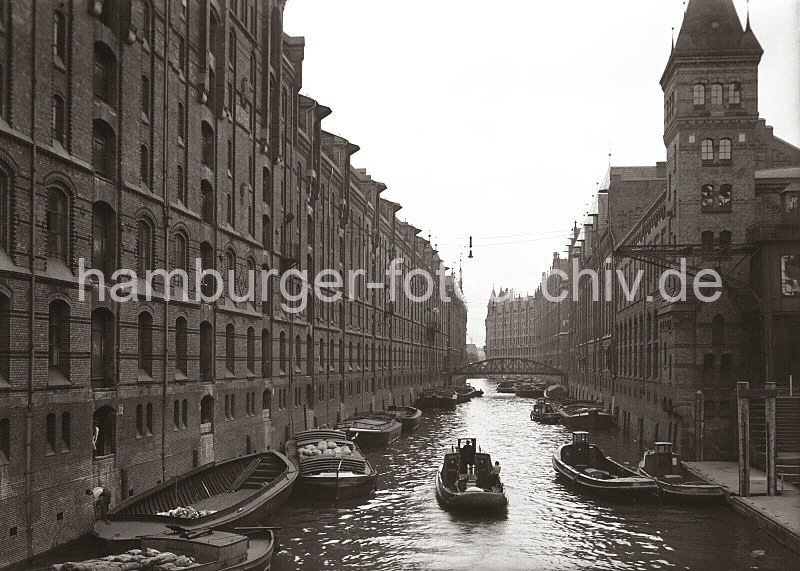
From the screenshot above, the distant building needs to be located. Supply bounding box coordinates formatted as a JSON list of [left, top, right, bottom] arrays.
[[495, 0, 800, 465]]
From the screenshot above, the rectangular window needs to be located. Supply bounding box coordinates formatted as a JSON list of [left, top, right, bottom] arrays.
[[46, 413, 56, 455], [782, 255, 800, 296], [61, 412, 71, 451], [0, 418, 10, 463], [784, 192, 800, 215]]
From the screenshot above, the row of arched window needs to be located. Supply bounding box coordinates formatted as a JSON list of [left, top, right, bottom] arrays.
[[693, 82, 741, 107], [700, 138, 732, 162]]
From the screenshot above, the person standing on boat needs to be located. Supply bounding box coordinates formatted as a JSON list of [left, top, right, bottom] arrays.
[[490, 461, 502, 488], [86, 486, 111, 524], [460, 440, 476, 475]]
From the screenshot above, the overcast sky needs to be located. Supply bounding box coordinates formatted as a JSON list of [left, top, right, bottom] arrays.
[[283, 0, 800, 348]]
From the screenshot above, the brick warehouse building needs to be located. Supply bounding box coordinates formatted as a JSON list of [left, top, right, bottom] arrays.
[[491, 0, 800, 465], [0, 0, 466, 566]]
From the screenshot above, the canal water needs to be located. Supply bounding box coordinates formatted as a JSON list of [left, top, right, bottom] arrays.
[[270, 377, 799, 571]]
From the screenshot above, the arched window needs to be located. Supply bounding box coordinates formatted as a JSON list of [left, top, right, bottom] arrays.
[[61, 412, 71, 451], [49, 300, 70, 381], [141, 75, 150, 120], [0, 171, 9, 251], [207, 68, 216, 111], [693, 83, 705, 106], [174, 232, 187, 272], [263, 167, 272, 204], [728, 82, 741, 105], [262, 390, 271, 414], [136, 219, 153, 275], [177, 102, 185, 144], [93, 42, 116, 106], [262, 329, 271, 377], [307, 214, 313, 245], [201, 121, 214, 166], [228, 29, 236, 65], [138, 312, 153, 376], [92, 202, 115, 279], [329, 339, 335, 371], [306, 334, 313, 373], [53, 10, 66, 62], [225, 250, 236, 296], [201, 180, 214, 223], [719, 230, 732, 246], [46, 188, 69, 261], [93, 406, 116, 457], [175, 316, 187, 375], [701, 139, 714, 161], [712, 315, 725, 347], [719, 138, 732, 161], [226, 323, 236, 373], [200, 321, 213, 380], [246, 327, 255, 373], [92, 119, 116, 180], [279, 331, 287, 372], [710, 83, 723, 105], [319, 338, 325, 370], [200, 242, 214, 297], [142, 0, 152, 44], [295, 335, 302, 372], [208, 8, 219, 60], [262, 215, 272, 250], [52, 94, 66, 144], [0, 294, 9, 384], [140, 144, 150, 186], [177, 164, 185, 204]]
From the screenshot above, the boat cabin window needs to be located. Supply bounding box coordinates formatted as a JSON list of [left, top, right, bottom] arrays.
[[572, 432, 589, 445], [655, 442, 672, 455]]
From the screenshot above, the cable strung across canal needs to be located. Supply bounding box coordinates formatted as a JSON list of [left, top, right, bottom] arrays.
[[270, 378, 799, 571]]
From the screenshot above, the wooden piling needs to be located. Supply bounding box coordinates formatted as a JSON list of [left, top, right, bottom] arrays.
[[737, 381, 750, 498]]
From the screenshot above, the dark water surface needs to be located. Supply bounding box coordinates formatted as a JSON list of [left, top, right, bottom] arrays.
[[270, 378, 799, 571]]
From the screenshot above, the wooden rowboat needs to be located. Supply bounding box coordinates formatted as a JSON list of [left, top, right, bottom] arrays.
[[287, 429, 377, 501], [638, 442, 724, 503], [387, 405, 423, 432], [94, 451, 297, 552], [553, 432, 657, 499], [557, 404, 615, 429], [336, 414, 402, 448]]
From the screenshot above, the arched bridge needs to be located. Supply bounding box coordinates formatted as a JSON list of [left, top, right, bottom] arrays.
[[452, 358, 566, 378]]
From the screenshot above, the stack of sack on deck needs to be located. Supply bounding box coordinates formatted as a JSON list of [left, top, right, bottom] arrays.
[[50, 548, 196, 571]]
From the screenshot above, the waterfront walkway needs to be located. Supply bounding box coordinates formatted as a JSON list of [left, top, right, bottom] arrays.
[[685, 461, 800, 555]]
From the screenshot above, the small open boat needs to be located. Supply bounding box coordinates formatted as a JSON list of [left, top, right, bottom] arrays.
[[415, 389, 457, 410], [336, 413, 402, 448], [53, 527, 276, 571], [94, 451, 297, 551], [287, 429, 377, 500], [496, 381, 519, 393], [388, 405, 423, 432], [530, 398, 560, 424], [143, 527, 276, 571], [515, 383, 545, 398], [435, 438, 507, 512], [453, 386, 479, 403], [553, 432, 657, 499], [557, 404, 615, 429], [638, 442, 724, 502], [544, 384, 567, 400]]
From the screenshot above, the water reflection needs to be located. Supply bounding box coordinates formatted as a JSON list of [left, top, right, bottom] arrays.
[[271, 378, 796, 571]]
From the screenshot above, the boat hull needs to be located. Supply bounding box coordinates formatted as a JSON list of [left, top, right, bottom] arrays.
[[552, 447, 657, 500], [397, 410, 422, 432], [530, 411, 560, 424], [434, 472, 507, 512], [558, 410, 615, 429], [297, 473, 377, 501], [637, 468, 725, 503], [515, 388, 545, 398], [344, 422, 402, 448], [94, 452, 297, 552]]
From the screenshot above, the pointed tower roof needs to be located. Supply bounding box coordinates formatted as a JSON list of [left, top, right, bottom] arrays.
[[673, 0, 762, 56], [662, 0, 762, 86]]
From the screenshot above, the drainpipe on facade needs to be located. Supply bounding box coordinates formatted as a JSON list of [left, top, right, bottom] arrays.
[[25, 1, 39, 561], [161, 1, 172, 482]]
